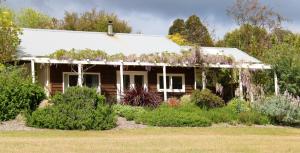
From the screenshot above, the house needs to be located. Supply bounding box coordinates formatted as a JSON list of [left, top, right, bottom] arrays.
[[17, 24, 276, 102]]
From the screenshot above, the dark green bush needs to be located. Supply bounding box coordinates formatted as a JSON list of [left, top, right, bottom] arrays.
[[27, 87, 116, 130], [191, 89, 225, 109], [0, 66, 45, 121]]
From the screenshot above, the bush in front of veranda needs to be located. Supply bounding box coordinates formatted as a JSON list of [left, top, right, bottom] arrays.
[[253, 95, 300, 126], [0, 66, 46, 121], [26, 87, 116, 130], [191, 89, 225, 109], [113, 104, 146, 121]]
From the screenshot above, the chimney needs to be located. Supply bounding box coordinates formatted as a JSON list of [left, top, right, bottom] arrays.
[[107, 20, 114, 36]]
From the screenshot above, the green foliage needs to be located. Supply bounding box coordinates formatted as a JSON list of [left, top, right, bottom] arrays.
[[27, 87, 116, 130], [113, 104, 146, 121], [63, 9, 131, 33], [185, 15, 213, 46], [238, 111, 270, 125], [168, 19, 185, 35], [220, 24, 268, 58], [17, 8, 57, 29], [253, 96, 300, 125], [264, 32, 300, 96], [0, 9, 21, 63], [135, 104, 212, 127], [179, 94, 192, 105], [168, 15, 213, 46], [0, 66, 45, 121], [227, 98, 250, 113], [191, 89, 225, 109]]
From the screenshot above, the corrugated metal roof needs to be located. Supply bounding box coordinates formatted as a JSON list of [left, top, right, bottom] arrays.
[[19, 28, 261, 64], [19, 28, 182, 57]]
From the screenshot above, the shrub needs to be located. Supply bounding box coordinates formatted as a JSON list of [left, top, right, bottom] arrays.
[[0, 66, 46, 121], [191, 89, 225, 109], [253, 95, 300, 125], [238, 111, 270, 125], [27, 87, 116, 130], [113, 104, 146, 121], [167, 97, 180, 107], [227, 98, 250, 113], [136, 104, 212, 127], [123, 87, 162, 108], [180, 95, 191, 105]]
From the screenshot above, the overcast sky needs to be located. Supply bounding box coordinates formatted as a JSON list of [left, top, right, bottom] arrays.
[[2, 0, 300, 39]]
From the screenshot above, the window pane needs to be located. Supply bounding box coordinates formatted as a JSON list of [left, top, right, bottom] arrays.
[[172, 76, 182, 89], [159, 76, 170, 89], [123, 75, 130, 90], [83, 74, 99, 88], [134, 75, 144, 88], [69, 75, 78, 87]]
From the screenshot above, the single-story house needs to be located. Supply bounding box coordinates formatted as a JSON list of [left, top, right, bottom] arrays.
[[17, 23, 277, 102]]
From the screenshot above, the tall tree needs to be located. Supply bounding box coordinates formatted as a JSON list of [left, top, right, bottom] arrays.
[[17, 8, 58, 29], [221, 24, 268, 57], [168, 18, 185, 35], [185, 15, 213, 46], [62, 9, 132, 33], [0, 9, 21, 63], [227, 0, 286, 30]]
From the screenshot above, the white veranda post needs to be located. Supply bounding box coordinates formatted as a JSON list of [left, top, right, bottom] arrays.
[[163, 65, 167, 101], [239, 68, 243, 99], [202, 70, 206, 90], [274, 71, 279, 96], [77, 64, 83, 87], [194, 67, 197, 89], [120, 62, 124, 97], [31, 59, 35, 83]]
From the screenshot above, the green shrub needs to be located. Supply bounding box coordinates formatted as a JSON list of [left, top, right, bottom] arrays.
[[238, 111, 270, 125], [136, 104, 212, 127], [227, 98, 250, 113], [253, 95, 300, 125], [180, 95, 191, 105], [113, 104, 146, 121], [27, 87, 116, 130], [0, 66, 46, 121], [191, 89, 225, 109]]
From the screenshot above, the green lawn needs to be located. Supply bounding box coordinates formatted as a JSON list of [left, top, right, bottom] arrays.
[[1, 127, 300, 153]]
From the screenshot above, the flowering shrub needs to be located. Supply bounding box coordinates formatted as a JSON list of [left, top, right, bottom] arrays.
[[191, 89, 225, 109]]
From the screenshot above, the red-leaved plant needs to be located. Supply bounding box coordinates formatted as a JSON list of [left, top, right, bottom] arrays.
[[167, 97, 180, 107], [122, 87, 162, 108]]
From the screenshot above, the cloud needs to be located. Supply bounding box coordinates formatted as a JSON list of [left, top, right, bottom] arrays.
[[3, 0, 300, 38]]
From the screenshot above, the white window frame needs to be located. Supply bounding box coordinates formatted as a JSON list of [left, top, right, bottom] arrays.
[[157, 73, 185, 93], [116, 71, 148, 101], [62, 72, 101, 93]]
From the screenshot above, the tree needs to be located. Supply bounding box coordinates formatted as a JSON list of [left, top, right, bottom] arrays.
[[168, 15, 213, 46], [227, 0, 286, 30], [62, 9, 132, 33], [185, 15, 213, 46], [168, 18, 185, 35], [0, 9, 21, 63], [221, 24, 269, 57], [17, 8, 58, 29]]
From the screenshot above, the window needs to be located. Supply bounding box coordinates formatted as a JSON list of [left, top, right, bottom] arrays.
[[134, 75, 144, 88], [63, 72, 100, 93], [157, 74, 185, 92], [123, 75, 130, 90]]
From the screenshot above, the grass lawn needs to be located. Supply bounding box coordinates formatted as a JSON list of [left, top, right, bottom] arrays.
[[1, 127, 300, 153]]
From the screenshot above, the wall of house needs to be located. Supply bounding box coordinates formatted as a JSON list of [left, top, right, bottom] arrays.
[[49, 64, 195, 101]]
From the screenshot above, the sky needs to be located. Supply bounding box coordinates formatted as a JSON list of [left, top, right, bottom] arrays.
[[2, 0, 300, 39]]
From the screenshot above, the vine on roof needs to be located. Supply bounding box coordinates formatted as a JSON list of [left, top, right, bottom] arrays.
[[48, 47, 234, 66]]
